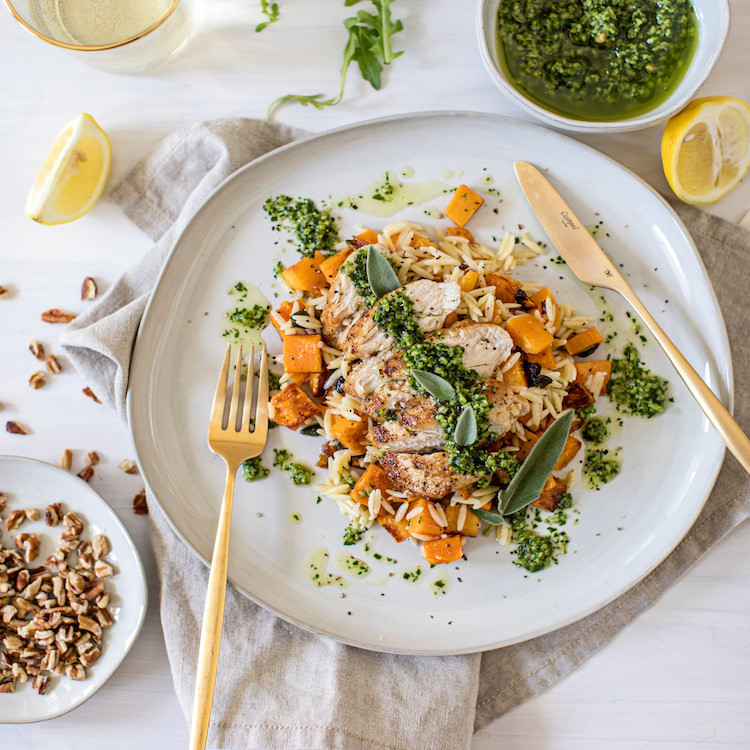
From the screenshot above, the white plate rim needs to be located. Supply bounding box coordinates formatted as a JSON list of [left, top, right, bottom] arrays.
[[0, 454, 148, 722], [127, 110, 731, 655]]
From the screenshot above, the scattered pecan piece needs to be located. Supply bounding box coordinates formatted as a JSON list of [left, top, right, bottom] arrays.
[[81, 277, 97, 301], [86, 451, 99, 467], [119, 459, 138, 474], [6, 510, 26, 531], [25, 508, 40, 521], [82, 387, 101, 403], [77, 466, 94, 483], [6, 421, 28, 435], [58, 449, 72, 471], [46, 354, 62, 374], [133, 489, 148, 515], [41, 308, 76, 323], [29, 340, 45, 360], [45, 502, 63, 526], [28, 371, 46, 390], [0, 285, 9, 299]]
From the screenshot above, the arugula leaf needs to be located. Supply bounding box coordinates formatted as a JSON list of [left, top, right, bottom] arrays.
[[410, 369, 456, 401], [498, 410, 574, 516], [366, 246, 401, 299], [256, 0, 280, 32], [268, 0, 403, 117], [454, 405, 477, 446]]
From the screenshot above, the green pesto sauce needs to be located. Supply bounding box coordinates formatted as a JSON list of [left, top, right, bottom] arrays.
[[289, 511, 303, 524], [342, 525, 365, 546], [581, 416, 611, 445], [227, 303, 270, 329], [509, 493, 573, 572], [496, 0, 698, 122], [608, 342, 670, 418], [241, 456, 269, 482], [273, 448, 314, 486], [263, 195, 339, 258], [583, 447, 622, 489]]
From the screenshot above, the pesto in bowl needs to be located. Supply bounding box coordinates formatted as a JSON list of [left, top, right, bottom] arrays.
[[496, 0, 698, 122]]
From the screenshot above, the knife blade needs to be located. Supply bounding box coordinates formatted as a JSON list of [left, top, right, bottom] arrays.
[[514, 160, 624, 291]]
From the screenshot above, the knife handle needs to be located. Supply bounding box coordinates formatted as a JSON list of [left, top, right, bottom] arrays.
[[622, 287, 750, 474]]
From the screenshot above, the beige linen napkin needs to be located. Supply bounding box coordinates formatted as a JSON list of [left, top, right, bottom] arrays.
[[60, 118, 750, 749]]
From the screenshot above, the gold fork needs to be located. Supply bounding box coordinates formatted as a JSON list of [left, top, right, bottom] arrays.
[[189, 342, 269, 750]]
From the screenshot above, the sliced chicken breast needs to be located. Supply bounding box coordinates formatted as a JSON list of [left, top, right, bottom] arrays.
[[436, 320, 514, 378], [378, 451, 478, 499], [343, 279, 461, 362], [368, 421, 444, 454], [320, 272, 365, 350]]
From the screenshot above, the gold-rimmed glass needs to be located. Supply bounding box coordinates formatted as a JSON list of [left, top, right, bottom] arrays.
[[3, 0, 201, 74]]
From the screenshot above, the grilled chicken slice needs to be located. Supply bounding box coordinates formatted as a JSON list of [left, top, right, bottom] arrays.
[[320, 272, 366, 350], [437, 320, 514, 378], [343, 279, 461, 362], [366, 380, 528, 452], [343, 352, 394, 399], [361, 381, 414, 418], [369, 420, 444, 453], [378, 451, 477, 499], [485, 380, 530, 434]]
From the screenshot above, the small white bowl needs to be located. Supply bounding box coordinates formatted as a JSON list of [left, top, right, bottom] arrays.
[[477, 0, 730, 133]]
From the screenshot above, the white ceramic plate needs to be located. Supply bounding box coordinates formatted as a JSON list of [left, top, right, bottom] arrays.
[[0, 455, 147, 722], [128, 112, 730, 655]]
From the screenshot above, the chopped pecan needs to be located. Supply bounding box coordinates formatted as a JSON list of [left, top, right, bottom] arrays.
[[91, 535, 109, 560], [93, 560, 113, 579], [6, 421, 28, 435], [77, 466, 94, 483], [28, 371, 46, 389], [29, 340, 45, 360], [82, 387, 101, 403], [45, 502, 63, 526], [133, 489, 148, 515], [81, 277, 97, 301], [46, 354, 62, 374], [86, 451, 99, 467], [57, 450, 72, 472], [118, 459, 138, 474], [25, 508, 40, 522], [0, 285, 9, 300], [41, 309, 76, 324], [6, 510, 26, 531]]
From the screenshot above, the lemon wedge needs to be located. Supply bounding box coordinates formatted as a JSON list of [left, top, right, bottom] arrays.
[[25, 113, 112, 225], [661, 96, 750, 206]]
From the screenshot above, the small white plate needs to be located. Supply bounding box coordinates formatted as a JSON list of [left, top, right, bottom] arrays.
[[0, 455, 147, 723]]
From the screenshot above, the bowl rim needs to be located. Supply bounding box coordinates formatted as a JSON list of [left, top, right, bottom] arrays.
[[476, 0, 731, 133]]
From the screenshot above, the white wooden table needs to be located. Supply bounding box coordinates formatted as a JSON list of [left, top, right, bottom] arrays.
[[1, 1, 749, 748]]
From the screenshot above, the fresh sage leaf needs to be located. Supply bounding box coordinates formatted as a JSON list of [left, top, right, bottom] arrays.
[[498, 409, 574, 516], [454, 405, 477, 446], [472, 507, 507, 526], [411, 369, 455, 401], [366, 246, 400, 300]]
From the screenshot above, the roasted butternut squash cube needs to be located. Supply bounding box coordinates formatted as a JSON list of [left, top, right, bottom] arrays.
[[350, 464, 392, 505], [270, 383, 320, 430], [444, 504, 480, 537], [283, 334, 323, 374], [407, 497, 445, 538], [282, 252, 327, 291], [423, 535, 464, 565], [532, 475, 568, 512], [485, 272, 522, 304], [330, 416, 368, 455], [445, 185, 484, 228], [505, 314, 554, 354], [378, 512, 411, 543], [554, 436, 582, 470]]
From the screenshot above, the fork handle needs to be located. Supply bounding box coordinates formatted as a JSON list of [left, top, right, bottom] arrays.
[[622, 287, 750, 474], [189, 462, 237, 750]]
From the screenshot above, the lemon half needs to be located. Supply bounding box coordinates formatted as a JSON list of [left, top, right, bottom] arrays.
[[661, 96, 750, 206], [26, 113, 112, 225]]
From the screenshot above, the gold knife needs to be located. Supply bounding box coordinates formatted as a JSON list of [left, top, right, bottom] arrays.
[[514, 160, 750, 475]]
